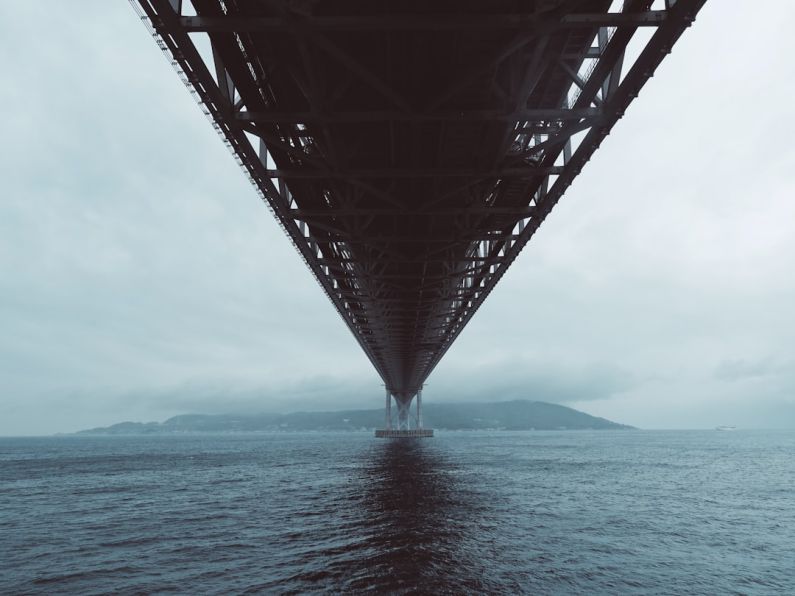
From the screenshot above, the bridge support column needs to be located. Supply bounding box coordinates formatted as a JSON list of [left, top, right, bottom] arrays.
[[375, 390, 433, 438], [396, 396, 412, 431], [416, 388, 423, 429], [385, 388, 392, 430]]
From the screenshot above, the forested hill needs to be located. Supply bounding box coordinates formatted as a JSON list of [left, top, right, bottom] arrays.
[[78, 400, 632, 434]]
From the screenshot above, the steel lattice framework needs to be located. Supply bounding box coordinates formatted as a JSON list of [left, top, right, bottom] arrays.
[[131, 0, 705, 404]]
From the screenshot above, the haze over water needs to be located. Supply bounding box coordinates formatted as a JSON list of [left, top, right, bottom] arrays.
[[1, 430, 793, 594]]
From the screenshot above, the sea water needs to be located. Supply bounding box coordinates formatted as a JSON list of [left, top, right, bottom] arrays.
[[1, 430, 793, 594]]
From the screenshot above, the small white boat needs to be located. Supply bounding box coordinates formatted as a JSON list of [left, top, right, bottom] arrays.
[[715, 425, 736, 431]]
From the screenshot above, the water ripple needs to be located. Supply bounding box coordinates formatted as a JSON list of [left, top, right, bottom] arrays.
[[1, 431, 794, 594]]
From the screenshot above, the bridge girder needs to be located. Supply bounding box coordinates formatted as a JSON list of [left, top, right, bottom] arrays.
[[131, 0, 706, 397]]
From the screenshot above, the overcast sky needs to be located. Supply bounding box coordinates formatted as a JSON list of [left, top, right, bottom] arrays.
[[1, 2, 793, 434]]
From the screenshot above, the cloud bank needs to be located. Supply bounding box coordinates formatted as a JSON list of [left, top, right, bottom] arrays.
[[1, 2, 794, 433]]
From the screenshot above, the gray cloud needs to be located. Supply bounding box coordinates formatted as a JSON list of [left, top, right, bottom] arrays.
[[429, 359, 637, 404], [1, 2, 795, 433], [714, 358, 789, 382]]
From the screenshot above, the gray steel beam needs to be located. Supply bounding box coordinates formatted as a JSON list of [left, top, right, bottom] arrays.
[[235, 108, 600, 124], [290, 207, 536, 218], [177, 12, 667, 32], [267, 167, 561, 179]]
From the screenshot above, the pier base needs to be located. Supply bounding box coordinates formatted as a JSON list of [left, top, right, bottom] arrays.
[[375, 429, 434, 438], [377, 387, 431, 437]]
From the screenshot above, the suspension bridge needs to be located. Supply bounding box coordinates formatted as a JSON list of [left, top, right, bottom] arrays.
[[131, 0, 705, 436]]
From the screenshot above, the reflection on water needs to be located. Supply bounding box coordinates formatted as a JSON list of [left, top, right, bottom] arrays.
[[4, 432, 794, 594], [347, 439, 493, 593]]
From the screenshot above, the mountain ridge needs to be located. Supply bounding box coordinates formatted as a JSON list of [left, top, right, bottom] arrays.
[[77, 400, 633, 434]]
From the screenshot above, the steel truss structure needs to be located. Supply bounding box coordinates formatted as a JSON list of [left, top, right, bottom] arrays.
[[131, 0, 705, 408]]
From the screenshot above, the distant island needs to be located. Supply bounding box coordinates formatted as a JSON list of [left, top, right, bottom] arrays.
[[77, 400, 632, 434]]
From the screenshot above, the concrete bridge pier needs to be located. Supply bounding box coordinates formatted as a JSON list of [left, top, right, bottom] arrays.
[[376, 389, 433, 438], [396, 395, 412, 431], [416, 388, 423, 429], [385, 387, 392, 430]]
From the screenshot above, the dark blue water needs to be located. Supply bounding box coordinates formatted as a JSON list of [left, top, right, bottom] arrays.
[[1, 431, 793, 594]]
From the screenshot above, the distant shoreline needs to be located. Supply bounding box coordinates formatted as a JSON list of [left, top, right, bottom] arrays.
[[70, 427, 638, 437], [73, 400, 633, 435]]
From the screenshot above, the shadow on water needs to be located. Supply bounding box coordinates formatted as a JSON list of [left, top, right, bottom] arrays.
[[343, 438, 495, 593]]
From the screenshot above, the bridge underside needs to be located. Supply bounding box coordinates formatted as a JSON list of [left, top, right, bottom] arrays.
[[134, 0, 704, 399]]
